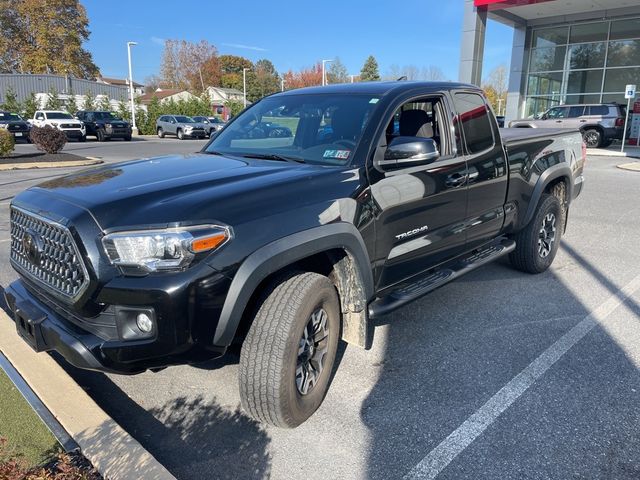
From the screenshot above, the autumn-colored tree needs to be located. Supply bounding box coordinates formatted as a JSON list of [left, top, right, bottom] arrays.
[[0, 0, 99, 78], [482, 64, 508, 115], [283, 63, 323, 90], [160, 39, 220, 92], [360, 56, 380, 82], [219, 55, 253, 91]]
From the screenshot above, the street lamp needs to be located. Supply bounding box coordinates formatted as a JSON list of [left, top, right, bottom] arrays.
[[322, 59, 333, 86], [127, 41, 138, 134], [243, 67, 250, 107]]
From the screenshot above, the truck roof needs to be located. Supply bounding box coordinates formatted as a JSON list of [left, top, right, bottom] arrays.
[[271, 80, 478, 97]]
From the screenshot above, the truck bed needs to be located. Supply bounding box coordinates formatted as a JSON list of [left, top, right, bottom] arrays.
[[499, 127, 580, 146]]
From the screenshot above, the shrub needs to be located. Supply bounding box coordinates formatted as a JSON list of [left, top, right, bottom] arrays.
[[0, 129, 15, 157], [29, 125, 67, 154]]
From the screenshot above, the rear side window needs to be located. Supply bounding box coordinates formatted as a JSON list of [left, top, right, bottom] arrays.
[[453, 92, 495, 154], [587, 105, 609, 116], [568, 106, 585, 118]]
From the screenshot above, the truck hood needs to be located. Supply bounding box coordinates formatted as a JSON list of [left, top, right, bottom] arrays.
[[28, 154, 354, 230]]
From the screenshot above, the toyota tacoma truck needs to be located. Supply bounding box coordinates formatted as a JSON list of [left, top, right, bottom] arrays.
[[5, 82, 585, 428], [74, 111, 132, 142]]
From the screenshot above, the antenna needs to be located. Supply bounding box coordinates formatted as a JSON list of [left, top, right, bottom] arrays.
[[397, 76, 408, 81]]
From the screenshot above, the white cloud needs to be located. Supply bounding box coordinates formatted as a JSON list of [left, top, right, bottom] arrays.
[[221, 42, 267, 52], [151, 36, 165, 46]]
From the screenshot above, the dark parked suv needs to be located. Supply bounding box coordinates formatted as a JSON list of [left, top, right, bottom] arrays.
[[75, 111, 132, 141], [0, 111, 30, 142], [509, 103, 628, 148]]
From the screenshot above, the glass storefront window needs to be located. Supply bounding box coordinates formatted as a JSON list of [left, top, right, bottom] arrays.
[[527, 72, 563, 97], [607, 40, 640, 67], [569, 43, 605, 69], [525, 96, 562, 118], [564, 94, 602, 104], [604, 67, 640, 92], [530, 46, 566, 72], [610, 19, 640, 41], [567, 70, 604, 93], [532, 27, 569, 48], [602, 93, 626, 104], [570, 22, 608, 43]]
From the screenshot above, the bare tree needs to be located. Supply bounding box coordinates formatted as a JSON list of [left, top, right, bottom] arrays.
[[383, 64, 402, 81], [421, 65, 446, 81], [483, 64, 508, 115], [160, 39, 220, 92], [401, 65, 420, 81]]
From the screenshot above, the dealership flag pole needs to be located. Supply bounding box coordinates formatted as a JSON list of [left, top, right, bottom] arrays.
[[127, 41, 138, 135]]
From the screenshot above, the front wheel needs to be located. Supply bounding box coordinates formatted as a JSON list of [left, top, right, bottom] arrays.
[[157, 127, 164, 138], [177, 129, 184, 140], [509, 193, 562, 274], [96, 129, 105, 142], [239, 272, 340, 428]]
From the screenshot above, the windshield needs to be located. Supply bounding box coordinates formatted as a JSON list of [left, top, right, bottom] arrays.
[[0, 113, 22, 121], [47, 112, 73, 119], [205, 93, 380, 165], [175, 116, 195, 123], [94, 112, 119, 120]]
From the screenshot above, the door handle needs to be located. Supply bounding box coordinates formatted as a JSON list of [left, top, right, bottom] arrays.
[[446, 173, 468, 188], [555, 120, 563, 123], [580, 120, 587, 123]]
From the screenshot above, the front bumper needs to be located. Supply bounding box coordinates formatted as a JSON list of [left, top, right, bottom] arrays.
[[62, 129, 85, 139], [105, 127, 132, 138], [3, 270, 231, 374]]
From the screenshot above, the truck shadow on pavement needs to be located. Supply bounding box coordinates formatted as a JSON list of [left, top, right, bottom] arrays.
[[361, 242, 640, 479], [57, 358, 272, 480]]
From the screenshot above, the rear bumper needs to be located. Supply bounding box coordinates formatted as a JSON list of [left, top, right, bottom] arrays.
[[573, 174, 585, 199], [603, 126, 625, 140]]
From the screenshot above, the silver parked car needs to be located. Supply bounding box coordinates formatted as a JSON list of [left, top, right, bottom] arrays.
[[192, 116, 226, 137], [509, 103, 627, 148], [156, 115, 207, 140]]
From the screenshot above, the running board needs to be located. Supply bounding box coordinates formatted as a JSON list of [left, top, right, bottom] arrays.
[[368, 238, 516, 319]]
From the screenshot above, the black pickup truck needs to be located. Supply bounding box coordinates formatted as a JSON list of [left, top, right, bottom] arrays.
[[74, 111, 132, 141], [5, 82, 585, 428]]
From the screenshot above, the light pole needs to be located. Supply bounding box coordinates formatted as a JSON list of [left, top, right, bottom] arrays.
[[281, 78, 285, 92], [243, 67, 250, 107], [127, 41, 138, 134], [322, 59, 333, 86], [350, 74, 355, 83]]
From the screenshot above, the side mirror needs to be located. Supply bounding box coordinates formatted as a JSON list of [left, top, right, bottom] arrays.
[[378, 136, 440, 170]]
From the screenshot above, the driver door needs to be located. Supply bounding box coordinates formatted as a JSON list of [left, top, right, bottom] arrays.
[[370, 94, 469, 290]]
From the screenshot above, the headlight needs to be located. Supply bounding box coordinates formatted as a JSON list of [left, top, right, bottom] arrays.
[[102, 225, 231, 272], [185, 125, 193, 130], [0, 123, 7, 128]]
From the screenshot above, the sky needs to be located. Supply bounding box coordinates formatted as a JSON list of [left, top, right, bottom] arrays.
[[83, 0, 514, 84]]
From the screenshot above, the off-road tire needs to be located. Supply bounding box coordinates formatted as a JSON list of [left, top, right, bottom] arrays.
[[239, 272, 340, 428], [509, 193, 562, 274], [157, 127, 164, 138], [582, 128, 602, 148]]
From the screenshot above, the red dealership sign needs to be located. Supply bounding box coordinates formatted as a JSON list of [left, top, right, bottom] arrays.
[[474, 0, 557, 8]]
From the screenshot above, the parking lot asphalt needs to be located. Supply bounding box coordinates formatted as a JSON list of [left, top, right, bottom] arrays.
[[0, 143, 639, 479]]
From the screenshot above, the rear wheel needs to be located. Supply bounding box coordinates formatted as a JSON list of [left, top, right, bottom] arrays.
[[509, 194, 562, 274], [582, 128, 602, 148], [239, 272, 340, 428]]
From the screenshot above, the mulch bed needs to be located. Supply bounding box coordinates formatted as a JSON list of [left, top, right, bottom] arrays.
[[0, 152, 91, 165]]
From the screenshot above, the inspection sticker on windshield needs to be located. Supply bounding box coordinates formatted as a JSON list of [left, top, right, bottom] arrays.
[[323, 149, 351, 160]]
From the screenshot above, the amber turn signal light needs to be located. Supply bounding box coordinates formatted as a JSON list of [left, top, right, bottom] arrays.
[[190, 232, 229, 253]]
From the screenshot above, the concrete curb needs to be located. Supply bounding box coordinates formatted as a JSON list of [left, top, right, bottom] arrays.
[[0, 158, 103, 171], [617, 162, 640, 172], [0, 310, 176, 480], [587, 148, 640, 159]]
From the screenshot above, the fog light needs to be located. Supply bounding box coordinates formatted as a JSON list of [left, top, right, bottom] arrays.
[[136, 313, 153, 333]]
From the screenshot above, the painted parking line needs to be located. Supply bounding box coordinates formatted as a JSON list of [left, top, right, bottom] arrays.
[[404, 273, 640, 480]]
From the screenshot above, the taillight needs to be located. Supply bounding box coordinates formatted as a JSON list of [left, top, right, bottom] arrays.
[[615, 117, 625, 127]]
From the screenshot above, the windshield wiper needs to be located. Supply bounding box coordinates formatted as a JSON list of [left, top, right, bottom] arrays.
[[240, 153, 305, 163]]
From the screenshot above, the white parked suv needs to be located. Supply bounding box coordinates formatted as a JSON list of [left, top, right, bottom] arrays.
[[31, 110, 86, 142]]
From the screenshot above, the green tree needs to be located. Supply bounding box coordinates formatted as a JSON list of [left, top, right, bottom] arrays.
[[0, 0, 99, 78], [1, 86, 21, 112], [22, 93, 38, 118], [64, 95, 80, 114], [96, 96, 111, 111], [226, 99, 244, 118], [327, 57, 348, 84], [44, 88, 63, 110], [82, 91, 96, 110], [360, 55, 380, 82], [219, 55, 253, 91]]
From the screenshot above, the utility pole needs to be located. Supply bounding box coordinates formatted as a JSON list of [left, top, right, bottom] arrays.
[[322, 59, 332, 86], [243, 67, 250, 107]]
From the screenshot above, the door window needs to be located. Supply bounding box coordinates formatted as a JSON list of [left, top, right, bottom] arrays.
[[453, 92, 495, 154], [568, 106, 585, 118], [546, 107, 568, 119]]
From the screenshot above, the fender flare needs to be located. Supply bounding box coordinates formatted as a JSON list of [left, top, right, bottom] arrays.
[[212, 223, 374, 347], [522, 163, 573, 228]]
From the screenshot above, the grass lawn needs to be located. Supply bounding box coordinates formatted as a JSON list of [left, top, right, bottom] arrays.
[[0, 368, 60, 467]]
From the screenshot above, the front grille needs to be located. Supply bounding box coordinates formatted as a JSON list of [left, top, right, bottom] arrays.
[[60, 123, 80, 129], [8, 124, 27, 131], [10, 207, 89, 300]]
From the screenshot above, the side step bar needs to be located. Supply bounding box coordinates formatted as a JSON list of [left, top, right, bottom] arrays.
[[368, 237, 516, 319]]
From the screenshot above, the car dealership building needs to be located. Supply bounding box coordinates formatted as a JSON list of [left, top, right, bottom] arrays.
[[460, 0, 640, 121]]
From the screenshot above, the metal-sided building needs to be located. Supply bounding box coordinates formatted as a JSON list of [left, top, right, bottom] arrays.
[[460, 0, 640, 121]]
